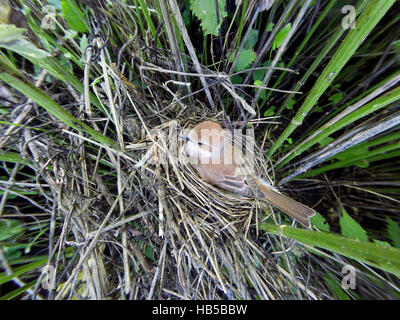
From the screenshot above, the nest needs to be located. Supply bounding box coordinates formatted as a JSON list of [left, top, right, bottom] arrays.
[[123, 114, 299, 299]]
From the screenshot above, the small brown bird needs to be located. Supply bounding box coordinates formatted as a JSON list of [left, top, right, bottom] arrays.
[[182, 121, 315, 228]]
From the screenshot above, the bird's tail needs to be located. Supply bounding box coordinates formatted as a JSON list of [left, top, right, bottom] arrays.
[[255, 178, 315, 228]]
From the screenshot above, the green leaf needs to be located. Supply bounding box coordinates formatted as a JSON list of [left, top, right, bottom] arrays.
[[0, 24, 25, 42], [230, 75, 242, 84], [79, 34, 88, 53], [259, 223, 400, 276], [339, 209, 368, 242], [182, 8, 191, 26], [145, 245, 154, 260], [311, 212, 330, 232], [328, 92, 344, 104], [0, 24, 50, 59], [314, 105, 323, 112], [244, 29, 258, 50], [266, 22, 275, 32], [190, 0, 227, 36], [286, 98, 295, 110], [0, 24, 105, 113], [136, 0, 161, 48], [61, 0, 88, 33], [272, 23, 291, 51], [230, 48, 257, 72], [263, 106, 275, 117], [387, 217, 400, 248], [64, 30, 78, 40]]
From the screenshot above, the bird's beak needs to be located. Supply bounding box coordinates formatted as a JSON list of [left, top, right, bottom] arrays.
[[179, 135, 191, 142]]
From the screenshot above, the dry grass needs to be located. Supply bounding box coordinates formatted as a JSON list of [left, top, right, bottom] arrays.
[[6, 50, 329, 298], [11, 0, 400, 300]]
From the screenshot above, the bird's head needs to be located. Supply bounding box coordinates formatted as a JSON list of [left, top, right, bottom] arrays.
[[181, 121, 225, 161]]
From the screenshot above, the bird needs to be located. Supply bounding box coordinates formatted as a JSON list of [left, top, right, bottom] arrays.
[[181, 120, 315, 228]]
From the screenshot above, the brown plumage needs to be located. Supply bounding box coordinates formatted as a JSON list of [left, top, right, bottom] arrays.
[[183, 121, 315, 228]]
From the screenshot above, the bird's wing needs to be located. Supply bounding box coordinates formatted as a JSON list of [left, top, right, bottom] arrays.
[[218, 164, 253, 197]]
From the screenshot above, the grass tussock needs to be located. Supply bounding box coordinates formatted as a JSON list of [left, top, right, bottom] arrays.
[[1, 0, 400, 300]]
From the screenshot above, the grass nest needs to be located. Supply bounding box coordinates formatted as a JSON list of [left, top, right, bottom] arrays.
[[130, 115, 275, 299]]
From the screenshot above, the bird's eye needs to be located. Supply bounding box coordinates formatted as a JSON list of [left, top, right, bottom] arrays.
[[197, 141, 203, 146]]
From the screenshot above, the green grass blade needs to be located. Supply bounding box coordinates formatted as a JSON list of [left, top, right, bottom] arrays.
[[60, 0, 89, 33], [275, 0, 369, 116], [259, 223, 400, 276], [0, 73, 116, 147], [300, 149, 400, 179], [0, 23, 104, 113], [0, 257, 47, 285], [267, 0, 396, 158], [277, 85, 400, 169], [137, 0, 161, 47], [0, 279, 36, 300], [0, 51, 25, 78], [133, 0, 147, 41], [0, 151, 29, 164], [266, 0, 337, 104], [28, 56, 105, 112], [236, 0, 248, 46]]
